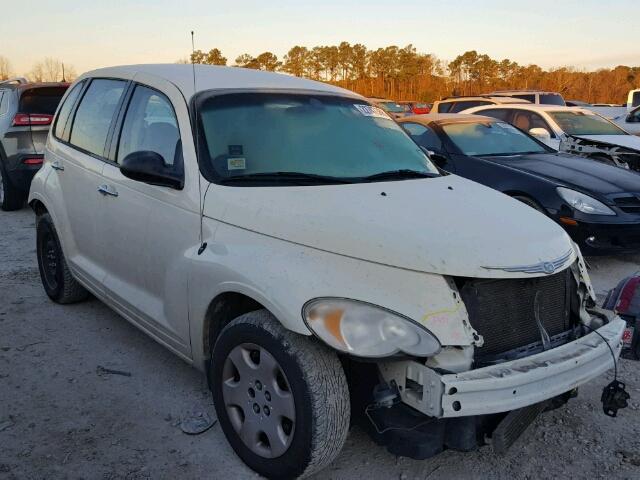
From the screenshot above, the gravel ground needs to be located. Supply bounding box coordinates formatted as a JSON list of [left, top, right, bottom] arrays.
[[1, 207, 640, 480]]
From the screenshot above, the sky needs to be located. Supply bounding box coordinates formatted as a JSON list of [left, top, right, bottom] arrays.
[[2, 0, 639, 77]]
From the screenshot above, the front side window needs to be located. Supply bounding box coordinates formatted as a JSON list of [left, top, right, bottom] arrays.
[[70, 79, 126, 156], [632, 91, 640, 108], [549, 111, 627, 136], [441, 120, 548, 156], [117, 85, 181, 170], [510, 110, 555, 137], [197, 93, 439, 185], [402, 122, 443, 151], [54, 81, 84, 141]]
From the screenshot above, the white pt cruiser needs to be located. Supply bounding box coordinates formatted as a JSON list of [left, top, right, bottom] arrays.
[[29, 65, 625, 479]]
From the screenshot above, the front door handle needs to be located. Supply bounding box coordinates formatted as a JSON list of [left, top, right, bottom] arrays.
[[97, 184, 119, 197], [51, 161, 64, 171]]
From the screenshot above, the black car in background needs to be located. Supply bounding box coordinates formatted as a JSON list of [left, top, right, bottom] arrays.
[[399, 113, 640, 255], [0, 78, 69, 210]]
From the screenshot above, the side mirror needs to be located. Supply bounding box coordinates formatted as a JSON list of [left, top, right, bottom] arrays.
[[528, 127, 551, 142], [420, 146, 448, 168], [120, 151, 183, 189]]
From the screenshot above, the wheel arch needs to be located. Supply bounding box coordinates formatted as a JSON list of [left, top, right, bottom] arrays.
[[29, 198, 49, 216], [202, 291, 265, 369]]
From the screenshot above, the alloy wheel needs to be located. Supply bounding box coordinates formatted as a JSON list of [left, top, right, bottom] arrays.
[[221, 343, 296, 458]]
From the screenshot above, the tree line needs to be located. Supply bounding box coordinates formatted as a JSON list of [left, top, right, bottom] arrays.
[[186, 44, 639, 104], [0, 56, 77, 83]]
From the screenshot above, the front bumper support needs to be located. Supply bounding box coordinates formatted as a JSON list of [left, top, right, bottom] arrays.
[[380, 317, 625, 418]]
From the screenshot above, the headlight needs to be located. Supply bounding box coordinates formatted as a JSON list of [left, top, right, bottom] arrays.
[[557, 187, 615, 215], [303, 298, 441, 358]]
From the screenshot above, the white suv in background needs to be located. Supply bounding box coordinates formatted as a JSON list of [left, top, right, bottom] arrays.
[[29, 64, 625, 479], [486, 90, 566, 106]]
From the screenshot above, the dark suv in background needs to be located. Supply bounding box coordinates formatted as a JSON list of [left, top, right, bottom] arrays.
[[0, 78, 68, 210]]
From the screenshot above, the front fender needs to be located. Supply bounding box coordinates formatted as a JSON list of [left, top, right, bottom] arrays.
[[188, 219, 478, 371]]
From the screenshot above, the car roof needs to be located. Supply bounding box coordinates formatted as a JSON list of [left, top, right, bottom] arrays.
[[436, 96, 529, 104], [398, 113, 496, 125], [78, 64, 359, 101], [487, 90, 561, 95], [469, 104, 587, 113]]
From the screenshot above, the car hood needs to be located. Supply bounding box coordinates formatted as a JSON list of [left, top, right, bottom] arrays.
[[482, 152, 640, 195], [573, 134, 640, 151], [203, 175, 573, 278]]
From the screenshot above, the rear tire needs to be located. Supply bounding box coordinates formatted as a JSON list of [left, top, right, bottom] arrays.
[[0, 161, 25, 211], [36, 213, 89, 304], [211, 310, 350, 479]]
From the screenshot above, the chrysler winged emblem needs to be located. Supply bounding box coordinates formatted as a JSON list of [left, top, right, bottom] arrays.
[[482, 249, 573, 275]]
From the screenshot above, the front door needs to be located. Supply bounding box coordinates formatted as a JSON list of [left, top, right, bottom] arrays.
[[99, 80, 199, 356]]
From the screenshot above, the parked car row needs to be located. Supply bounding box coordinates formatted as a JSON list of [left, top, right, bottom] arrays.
[[20, 65, 630, 479], [0, 77, 69, 210]]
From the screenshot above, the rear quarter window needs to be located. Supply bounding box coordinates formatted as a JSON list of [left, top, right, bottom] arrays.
[[19, 87, 68, 115], [54, 82, 85, 141]]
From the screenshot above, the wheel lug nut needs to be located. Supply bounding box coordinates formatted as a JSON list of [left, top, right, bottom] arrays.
[[253, 403, 260, 414], [265, 391, 271, 402], [264, 406, 270, 416], [255, 380, 262, 391], [248, 387, 255, 398]]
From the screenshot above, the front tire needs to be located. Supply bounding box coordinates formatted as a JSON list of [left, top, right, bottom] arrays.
[[211, 310, 350, 479], [36, 213, 89, 304], [513, 195, 546, 215]]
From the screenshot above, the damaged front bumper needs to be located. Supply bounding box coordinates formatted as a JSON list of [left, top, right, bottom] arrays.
[[380, 317, 625, 418]]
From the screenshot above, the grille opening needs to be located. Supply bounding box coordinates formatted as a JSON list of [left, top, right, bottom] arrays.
[[457, 268, 580, 361], [613, 196, 640, 214]]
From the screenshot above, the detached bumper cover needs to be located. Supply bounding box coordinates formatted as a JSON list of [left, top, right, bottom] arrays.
[[381, 317, 625, 418], [440, 317, 625, 417]]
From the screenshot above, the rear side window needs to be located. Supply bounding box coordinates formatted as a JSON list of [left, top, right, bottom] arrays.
[[117, 85, 182, 170], [539, 94, 565, 106], [512, 94, 536, 103], [54, 82, 84, 141], [19, 87, 68, 114], [70, 79, 126, 157], [449, 100, 490, 113], [0, 90, 7, 115], [436, 102, 453, 113]]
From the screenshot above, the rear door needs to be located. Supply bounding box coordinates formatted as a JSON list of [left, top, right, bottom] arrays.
[[49, 78, 127, 290], [98, 79, 197, 356]]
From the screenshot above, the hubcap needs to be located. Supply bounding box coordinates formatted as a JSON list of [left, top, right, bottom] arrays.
[[222, 343, 296, 458]]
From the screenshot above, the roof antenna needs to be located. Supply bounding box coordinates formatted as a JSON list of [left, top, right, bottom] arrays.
[[61, 62, 66, 82], [192, 30, 207, 255]]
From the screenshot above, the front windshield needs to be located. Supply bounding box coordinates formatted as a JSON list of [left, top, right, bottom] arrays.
[[441, 121, 548, 156], [378, 101, 405, 113], [197, 93, 439, 184], [549, 111, 627, 136]]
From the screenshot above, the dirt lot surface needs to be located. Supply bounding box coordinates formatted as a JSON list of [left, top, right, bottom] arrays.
[[1, 207, 640, 479]]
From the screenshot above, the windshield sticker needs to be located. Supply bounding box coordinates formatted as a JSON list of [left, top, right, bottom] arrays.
[[228, 145, 243, 155], [227, 157, 246, 170], [353, 104, 391, 119]]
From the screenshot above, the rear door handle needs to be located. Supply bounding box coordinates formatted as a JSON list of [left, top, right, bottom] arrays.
[[51, 161, 64, 171], [97, 184, 119, 197]]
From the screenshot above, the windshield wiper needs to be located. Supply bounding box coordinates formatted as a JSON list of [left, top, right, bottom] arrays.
[[362, 169, 439, 181], [218, 171, 356, 185]]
